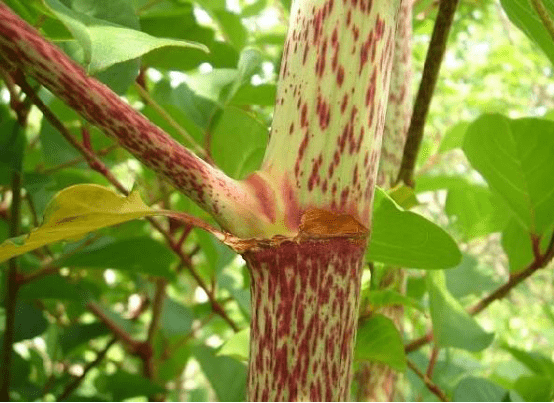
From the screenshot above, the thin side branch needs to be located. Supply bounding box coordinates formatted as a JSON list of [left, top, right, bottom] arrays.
[[56, 337, 117, 402], [530, 0, 554, 43], [87, 301, 141, 353], [396, 0, 460, 186], [0, 170, 23, 402], [407, 359, 450, 402], [405, 230, 554, 353]]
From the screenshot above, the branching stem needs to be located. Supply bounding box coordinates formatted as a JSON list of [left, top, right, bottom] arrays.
[[407, 359, 450, 402]]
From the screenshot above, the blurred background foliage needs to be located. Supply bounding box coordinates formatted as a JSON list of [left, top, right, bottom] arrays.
[[1, 0, 554, 401]]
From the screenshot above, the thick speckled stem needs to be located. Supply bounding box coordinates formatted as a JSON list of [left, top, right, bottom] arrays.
[[0, 3, 268, 238], [242, 0, 402, 400], [253, 0, 401, 236], [356, 1, 413, 401], [244, 237, 367, 401]]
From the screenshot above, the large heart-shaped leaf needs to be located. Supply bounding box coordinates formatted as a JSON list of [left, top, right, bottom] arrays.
[[463, 114, 554, 235]]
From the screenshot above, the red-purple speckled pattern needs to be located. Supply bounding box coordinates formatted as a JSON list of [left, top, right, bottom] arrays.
[[244, 238, 366, 401]]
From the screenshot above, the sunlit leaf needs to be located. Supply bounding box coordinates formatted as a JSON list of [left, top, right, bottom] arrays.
[[0, 185, 160, 263], [463, 114, 554, 234], [367, 188, 461, 269], [217, 328, 250, 362], [44, 0, 207, 73]]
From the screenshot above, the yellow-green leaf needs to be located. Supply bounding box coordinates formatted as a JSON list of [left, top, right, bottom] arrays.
[[0, 184, 160, 263]]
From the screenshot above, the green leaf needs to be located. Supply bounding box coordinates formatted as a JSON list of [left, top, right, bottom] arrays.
[[44, 0, 207, 73], [428, 271, 494, 352], [194, 345, 247, 402], [501, 344, 554, 378], [211, 106, 269, 179], [213, 10, 247, 50], [157, 344, 190, 383], [439, 121, 470, 153], [463, 114, 554, 234], [13, 302, 49, 342], [160, 297, 193, 337], [367, 188, 461, 269], [453, 377, 509, 402], [217, 327, 250, 362], [62, 237, 175, 278], [501, 219, 534, 273], [355, 314, 406, 372], [0, 118, 26, 173], [445, 184, 511, 240], [195, 230, 236, 276], [388, 185, 419, 209], [18, 274, 88, 300], [0, 185, 170, 264], [230, 83, 277, 106], [445, 254, 500, 299], [361, 289, 424, 313], [59, 322, 110, 354], [99, 371, 165, 401], [514, 375, 554, 402], [500, 0, 554, 66]]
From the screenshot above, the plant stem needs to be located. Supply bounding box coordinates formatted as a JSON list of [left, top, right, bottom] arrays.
[[407, 359, 450, 402], [530, 0, 554, 43], [87, 302, 141, 353], [0, 170, 22, 402], [396, 0, 460, 186], [405, 230, 554, 353], [56, 337, 117, 402]]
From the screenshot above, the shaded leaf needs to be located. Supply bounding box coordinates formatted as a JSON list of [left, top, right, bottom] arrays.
[[428, 271, 494, 352], [211, 106, 269, 179], [18, 274, 89, 301], [355, 314, 406, 372], [59, 322, 110, 354], [98, 370, 164, 401], [161, 297, 193, 337], [445, 254, 500, 298], [13, 302, 48, 342], [453, 377, 509, 402], [445, 184, 511, 240], [361, 289, 424, 313], [514, 375, 554, 402], [62, 237, 175, 278], [194, 345, 247, 402]]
